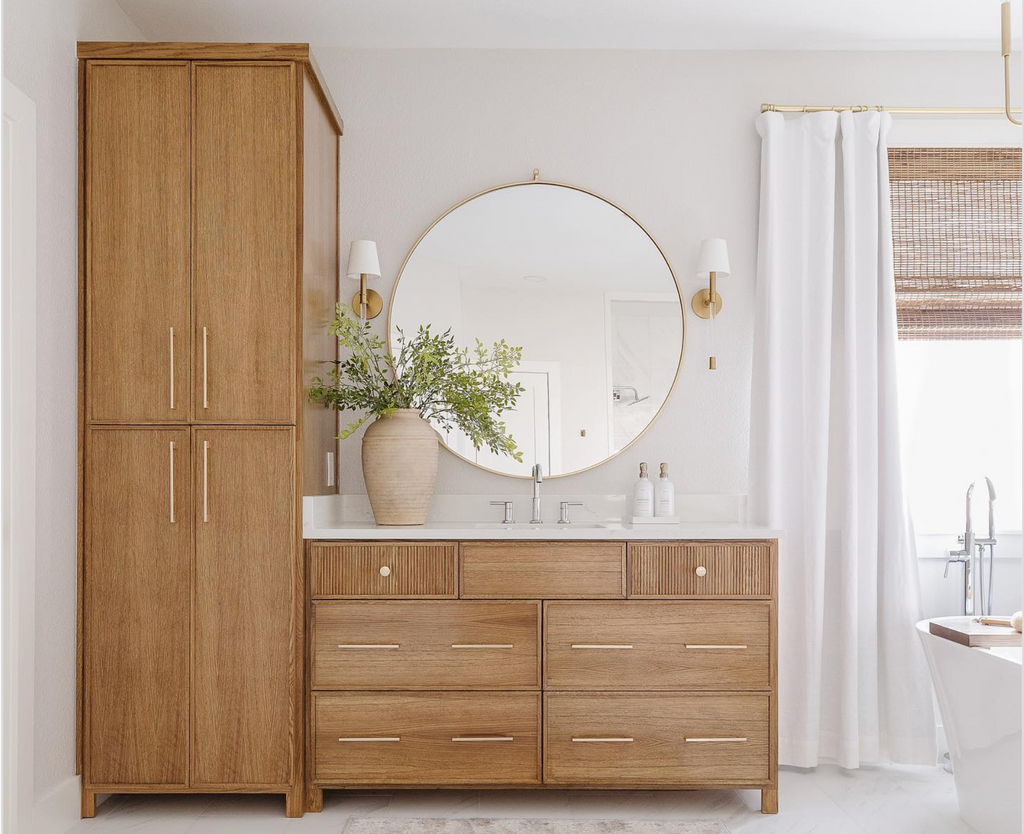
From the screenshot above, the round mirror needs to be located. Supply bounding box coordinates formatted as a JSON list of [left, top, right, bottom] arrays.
[[389, 179, 684, 478]]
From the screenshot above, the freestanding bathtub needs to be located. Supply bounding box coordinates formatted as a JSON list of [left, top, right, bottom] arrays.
[[917, 619, 1021, 834]]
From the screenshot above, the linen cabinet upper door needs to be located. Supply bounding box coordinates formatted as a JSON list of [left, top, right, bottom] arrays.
[[85, 62, 190, 423], [192, 63, 297, 423]]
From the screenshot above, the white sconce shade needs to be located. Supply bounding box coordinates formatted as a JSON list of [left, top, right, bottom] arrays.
[[695, 238, 731, 278], [347, 240, 381, 279]]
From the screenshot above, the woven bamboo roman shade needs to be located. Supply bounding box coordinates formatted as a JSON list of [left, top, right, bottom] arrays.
[[888, 147, 1022, 340]]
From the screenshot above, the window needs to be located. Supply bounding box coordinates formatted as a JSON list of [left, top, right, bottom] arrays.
[[891, 148, 1023, 533]]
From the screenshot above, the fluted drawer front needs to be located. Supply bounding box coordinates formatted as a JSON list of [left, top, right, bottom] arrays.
[[544, 601, 769, 690], [628, 541, 774, 598], [314, 692, 541, 786], [310, 542, 457, 598], [544, 692, 769, 786], [312, 601, 540, 690]]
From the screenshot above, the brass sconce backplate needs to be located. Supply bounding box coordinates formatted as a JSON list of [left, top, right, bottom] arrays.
[[691, 289, 723, 320]]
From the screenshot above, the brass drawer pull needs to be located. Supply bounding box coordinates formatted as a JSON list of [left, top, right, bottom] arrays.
[[571, 644, 633, 650], [451, 736, 514, 742], [336, 644, 400, 649], [451, 644, 514, 649], [684, 737, 748, 743], [168, 327, 175, 410], [168, 441, 175, 523], [572, 737, 634, 743], [202, 440, 209, 522], [202, 326, 209, 409], [338, 737, 400, 743], [379, 565, 392, 577], [695, 566, 708, 577], [685, 644, 748, 650]]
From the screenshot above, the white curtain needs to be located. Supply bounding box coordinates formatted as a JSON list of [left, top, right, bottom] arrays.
[[748, 110, 936, 769]]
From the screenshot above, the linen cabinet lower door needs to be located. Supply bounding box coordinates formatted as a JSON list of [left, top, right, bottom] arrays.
[[192, 427, 296, 792], [85, 428, 190, 788]]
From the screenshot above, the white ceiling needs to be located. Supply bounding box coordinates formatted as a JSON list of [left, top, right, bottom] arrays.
[[116, 0, 1021, 51]]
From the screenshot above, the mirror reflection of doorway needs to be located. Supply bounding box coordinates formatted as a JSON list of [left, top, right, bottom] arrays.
[[441, 362, 562, 476]]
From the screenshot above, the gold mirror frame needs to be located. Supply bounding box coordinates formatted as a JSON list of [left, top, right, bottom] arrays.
[[387, 174, 686, 480]]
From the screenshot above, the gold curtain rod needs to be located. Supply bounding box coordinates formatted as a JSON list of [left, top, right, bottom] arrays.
[[761, 103, 1022, 115]]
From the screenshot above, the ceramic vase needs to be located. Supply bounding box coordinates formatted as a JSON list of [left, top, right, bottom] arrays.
[[361, 409, 439, 525]]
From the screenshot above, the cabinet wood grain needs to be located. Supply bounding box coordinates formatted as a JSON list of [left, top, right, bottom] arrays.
[[85, 62, 190, 423], [192, 62, 296, 423], [460, 542, 625, 599], [544, 692, 770, 786], [314, 692, 541, 786], [85, 428, 190, 785], [310, 542, 458, 598], [544, 601, 770, 691], [628, 541, 775, 598], [301, 72, 339, 495], [192, 428, 296, 786], [312, 601, 540, 690]]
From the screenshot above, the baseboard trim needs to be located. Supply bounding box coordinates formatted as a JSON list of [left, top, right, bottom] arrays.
[[32, 774, 97, 834]]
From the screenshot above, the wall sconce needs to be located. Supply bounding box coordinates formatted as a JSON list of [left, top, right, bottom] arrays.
[[347, 239, 382, 320], [691, 237, 731, 370]]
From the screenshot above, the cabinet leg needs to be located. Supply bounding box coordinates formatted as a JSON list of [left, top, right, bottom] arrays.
[[761, 788, 778, 814], [307, 786, 324, 813], [285, 786, 304, 818], [81, 788, 97, 818]]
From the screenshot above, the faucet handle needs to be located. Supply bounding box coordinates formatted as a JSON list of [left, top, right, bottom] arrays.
[[558, 501, 584, 524], [490, 500, 515, 524]]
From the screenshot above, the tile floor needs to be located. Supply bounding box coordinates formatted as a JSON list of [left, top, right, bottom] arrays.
[[65, 764, 973, 834]]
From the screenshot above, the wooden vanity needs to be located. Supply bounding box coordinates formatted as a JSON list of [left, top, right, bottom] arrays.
[[306, 537, 779, 813]]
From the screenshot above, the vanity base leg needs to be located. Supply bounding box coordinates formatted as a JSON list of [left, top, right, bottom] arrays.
[[285, 786, 304, 818], [307, 786, 324, 813], [761, 788, 778, 814], [81, 787, 97, 818]]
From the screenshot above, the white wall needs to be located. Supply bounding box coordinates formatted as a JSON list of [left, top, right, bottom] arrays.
[[320, 47, 1020, 500], [1, 0, 146, 821]]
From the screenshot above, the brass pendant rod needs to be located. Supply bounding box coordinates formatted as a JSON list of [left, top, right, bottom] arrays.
[[760, 103, 1021, 116]]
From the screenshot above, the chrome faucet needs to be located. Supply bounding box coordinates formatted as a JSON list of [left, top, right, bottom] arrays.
[[531, 463, 543, 524], [945, 479, 998, 616]]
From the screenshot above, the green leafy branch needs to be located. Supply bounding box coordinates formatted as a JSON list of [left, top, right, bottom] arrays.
[[308, 303, 525, 462]]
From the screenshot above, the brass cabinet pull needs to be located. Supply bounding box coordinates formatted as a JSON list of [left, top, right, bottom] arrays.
[[684, 737, 748, 743], [685, 644, 748, 650], [451, 736, 514, 742], [572, 737, 634, 743], [169, 327, 175, 410], [336, 644, 400, 649], [695, 565, 708, 577], [168, 441, 175, 523], [451, 644, 514, 649], [202, 326, 208, 409], [338, 737, 400, 743], [202, 440, 209, 522], [379, 565, 391, 577], [571, 644, 633, 650]]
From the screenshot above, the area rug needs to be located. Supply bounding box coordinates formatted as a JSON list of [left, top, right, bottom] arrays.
[[343, 820, 728, 834]]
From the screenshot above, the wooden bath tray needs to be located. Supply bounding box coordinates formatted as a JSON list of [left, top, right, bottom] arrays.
[[929, 617, 1022, 648]]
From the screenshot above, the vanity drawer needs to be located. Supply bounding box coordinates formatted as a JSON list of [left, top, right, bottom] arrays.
[[314, 692, 541, 786], [544, 601, 769, 690], [544, 692, 770, 786], [628, 541, 775, 598], [460, 542, 626, 599], [310, 541, 457, 598], [312, 601, 540, 689]]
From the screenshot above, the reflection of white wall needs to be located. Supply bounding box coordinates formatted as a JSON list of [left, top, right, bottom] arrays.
[[460, 285, 608, 474], [389, 255, 462, 340], [609, 297, 682, 450]]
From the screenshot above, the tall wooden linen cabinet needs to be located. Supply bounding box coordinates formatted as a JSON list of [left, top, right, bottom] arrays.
[[77, 43, 341, 818]]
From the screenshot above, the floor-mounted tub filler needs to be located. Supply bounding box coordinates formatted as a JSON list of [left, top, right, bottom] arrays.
[[918, 619, 1022, 834]]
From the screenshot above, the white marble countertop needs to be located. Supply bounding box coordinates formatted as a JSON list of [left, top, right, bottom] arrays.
[[303, 493, 782, 540], [303, 520, 781, 541]]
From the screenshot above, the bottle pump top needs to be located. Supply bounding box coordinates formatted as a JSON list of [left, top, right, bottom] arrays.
[[660, 463, 669, 477], [639, 462, 649, 478]]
